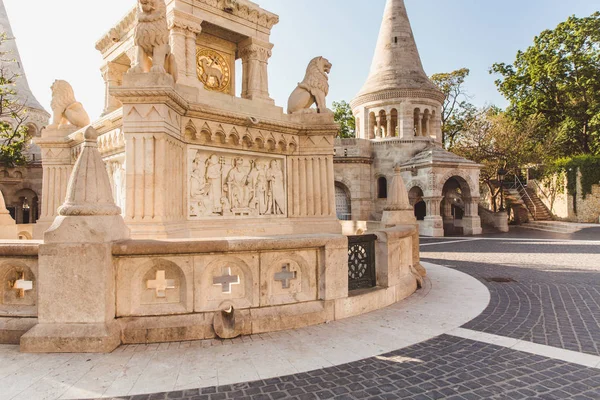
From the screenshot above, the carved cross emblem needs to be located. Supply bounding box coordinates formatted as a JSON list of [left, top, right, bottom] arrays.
[[147, 270, 176, 298], [10, 272, 33, 298], [213, 267, 240, 294], [274, 264, 297, 289]]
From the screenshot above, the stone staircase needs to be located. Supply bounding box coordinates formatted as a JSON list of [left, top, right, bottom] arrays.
[[522, 188, 553, 221]]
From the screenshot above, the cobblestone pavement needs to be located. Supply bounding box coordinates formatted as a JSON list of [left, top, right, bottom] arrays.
[[101, 335, 600, 400], [422, 228, 600, 356], [85, 228, 600, 400]]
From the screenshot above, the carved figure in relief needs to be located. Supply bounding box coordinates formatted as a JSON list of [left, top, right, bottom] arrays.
[[205, 155, 222, 212], [247, 161, 268, 214], [266, 160, 285, 215], [199, 58, 224, 87], [48, 80, 91, 129], [287, 57, 333, 114], [190, 167, 210, 216], [225, 157, 249, 209], [129, 0, 178, 82]]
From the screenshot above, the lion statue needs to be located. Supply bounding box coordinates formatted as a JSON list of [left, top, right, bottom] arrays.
[[287, 57, 333, 114], [48, 80, 91, 130], [128, 0, 178, 82]]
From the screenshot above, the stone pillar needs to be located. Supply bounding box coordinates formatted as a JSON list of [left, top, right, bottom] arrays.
[[101, 62, 128, 116], [417, 112, 423, 137], [113, 73, 187, 239], [21, 127, 130, 353], [169, 25, 188, 81], [185, 28, 200, 82], [463, 197, 483, 236], [421, 196, 444, 237], [375, 116, 382, 138], [386, 113, 393, 138], [424, 113, 431, 137], [239, 38, 274, 103], [168, 15, 202, 86], [33, 129, 75, 239], [399, 105, 415, 139]]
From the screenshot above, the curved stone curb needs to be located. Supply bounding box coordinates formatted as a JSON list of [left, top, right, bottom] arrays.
[[0, 263, 490, 399]]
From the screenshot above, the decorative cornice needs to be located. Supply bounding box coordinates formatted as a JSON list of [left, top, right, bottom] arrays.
[[351, 89, 446, 109], [167, 9, 203, 33], [95, 7, 137, 54], [196, 0, 279, 30], [110, 86, 189, 115]]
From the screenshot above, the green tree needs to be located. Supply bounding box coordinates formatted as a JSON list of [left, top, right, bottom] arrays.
[[430, 68, 477, 149], [332, 101, 355, 138], [0, 32, 31, 167], [453, 107, 547, 211], [491, 12, 600, 156]]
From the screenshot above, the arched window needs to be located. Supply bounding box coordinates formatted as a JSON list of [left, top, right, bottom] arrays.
[[335, 183, 352, 220], [377, 177, 388, 199]]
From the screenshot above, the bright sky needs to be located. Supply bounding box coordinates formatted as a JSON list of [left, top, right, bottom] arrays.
[[4, 0, 599, 121]]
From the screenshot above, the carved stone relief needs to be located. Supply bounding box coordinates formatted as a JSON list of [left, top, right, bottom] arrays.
[[188, 148, 286, 219], [196, 48, 231, 93]]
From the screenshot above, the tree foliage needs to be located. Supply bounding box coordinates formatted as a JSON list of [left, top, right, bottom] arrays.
[[430, 68, 477, 149], [491, 12, 600, 156], [452, 108, 547, 210], [0, 32, 31, 167], [332, 101, 355, 138]]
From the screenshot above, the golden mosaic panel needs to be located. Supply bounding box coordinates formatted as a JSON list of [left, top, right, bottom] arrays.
[[196, 48, 231, 93]]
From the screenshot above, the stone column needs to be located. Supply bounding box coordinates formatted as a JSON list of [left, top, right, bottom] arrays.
[[32, 129, 75, 239], [169, 25, 188, 81], [239, 38, 274, 103], [399, 105, 415, 139], [101, 62, 128, 116], [386, 113, 393, 138], [421, 196, 444, 237], [375, 116, 382, 138], [185, 28, 200, 82], [463, 197, 483, 236], [424, 113, 431, 137], [417, 112, 423, 137]]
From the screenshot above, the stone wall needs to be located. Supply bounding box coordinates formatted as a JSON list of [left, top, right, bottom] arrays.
[[0, 226, 422, 349], [532, 171, 600, 223]]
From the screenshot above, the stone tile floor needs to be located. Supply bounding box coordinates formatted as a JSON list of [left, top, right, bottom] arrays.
[[2, 227, 600, 399]]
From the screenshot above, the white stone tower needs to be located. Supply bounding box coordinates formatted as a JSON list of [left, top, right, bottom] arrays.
[[351, 0, 444, 143], [0, 0, 49, 134]]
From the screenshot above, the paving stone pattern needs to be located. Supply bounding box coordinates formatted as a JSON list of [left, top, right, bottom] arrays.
[[422, 233, 600, 356], [94, 335, 600, 400]]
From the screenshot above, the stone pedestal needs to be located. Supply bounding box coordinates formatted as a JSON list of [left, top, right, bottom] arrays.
[[422, 216, 444, 237], [21, 217, 128, 353], [462, 216, 483, 236], [21, 127, 130, 353]]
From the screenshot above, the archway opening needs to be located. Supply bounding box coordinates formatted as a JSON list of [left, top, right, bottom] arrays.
[[335, 182, 352, 221], [441, 176, 471, 236], [14, 188, 39, 224]]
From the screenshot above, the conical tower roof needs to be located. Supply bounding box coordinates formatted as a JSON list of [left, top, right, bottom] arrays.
[[354, 0, 442, 104], [0, 0, 47, 112]]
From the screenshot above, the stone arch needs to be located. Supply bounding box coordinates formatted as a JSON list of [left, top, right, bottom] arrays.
[[25, 123, 38, 138], [184, 120, 198, 140], [264, 252, 314, 304], [254, 136, 265, 150], [242, 133, 253, 149], [0, 261, 37, 310], [390, 108, 399, 137], [201, 255, 256, 311], [335, 181, 352, 220], [14, 188, 38, 224], [13, 171, 23, 179], [437, 170, 474, 198], [227, 128, 241, 146], [18, 231, 32, 240], [133, 258, 188, 312]]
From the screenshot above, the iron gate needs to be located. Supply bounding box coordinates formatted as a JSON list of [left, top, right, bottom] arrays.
[[347, 234, 377, 291]]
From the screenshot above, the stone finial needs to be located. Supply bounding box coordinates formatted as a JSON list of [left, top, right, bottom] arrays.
[[382, 167, 416, 226], [58, 127, 121, 217], [385, 167, 411, 211]]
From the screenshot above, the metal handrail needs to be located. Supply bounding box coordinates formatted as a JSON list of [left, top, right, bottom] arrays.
[[528, 179, 552, 205], [509, 176, 538, 220]]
